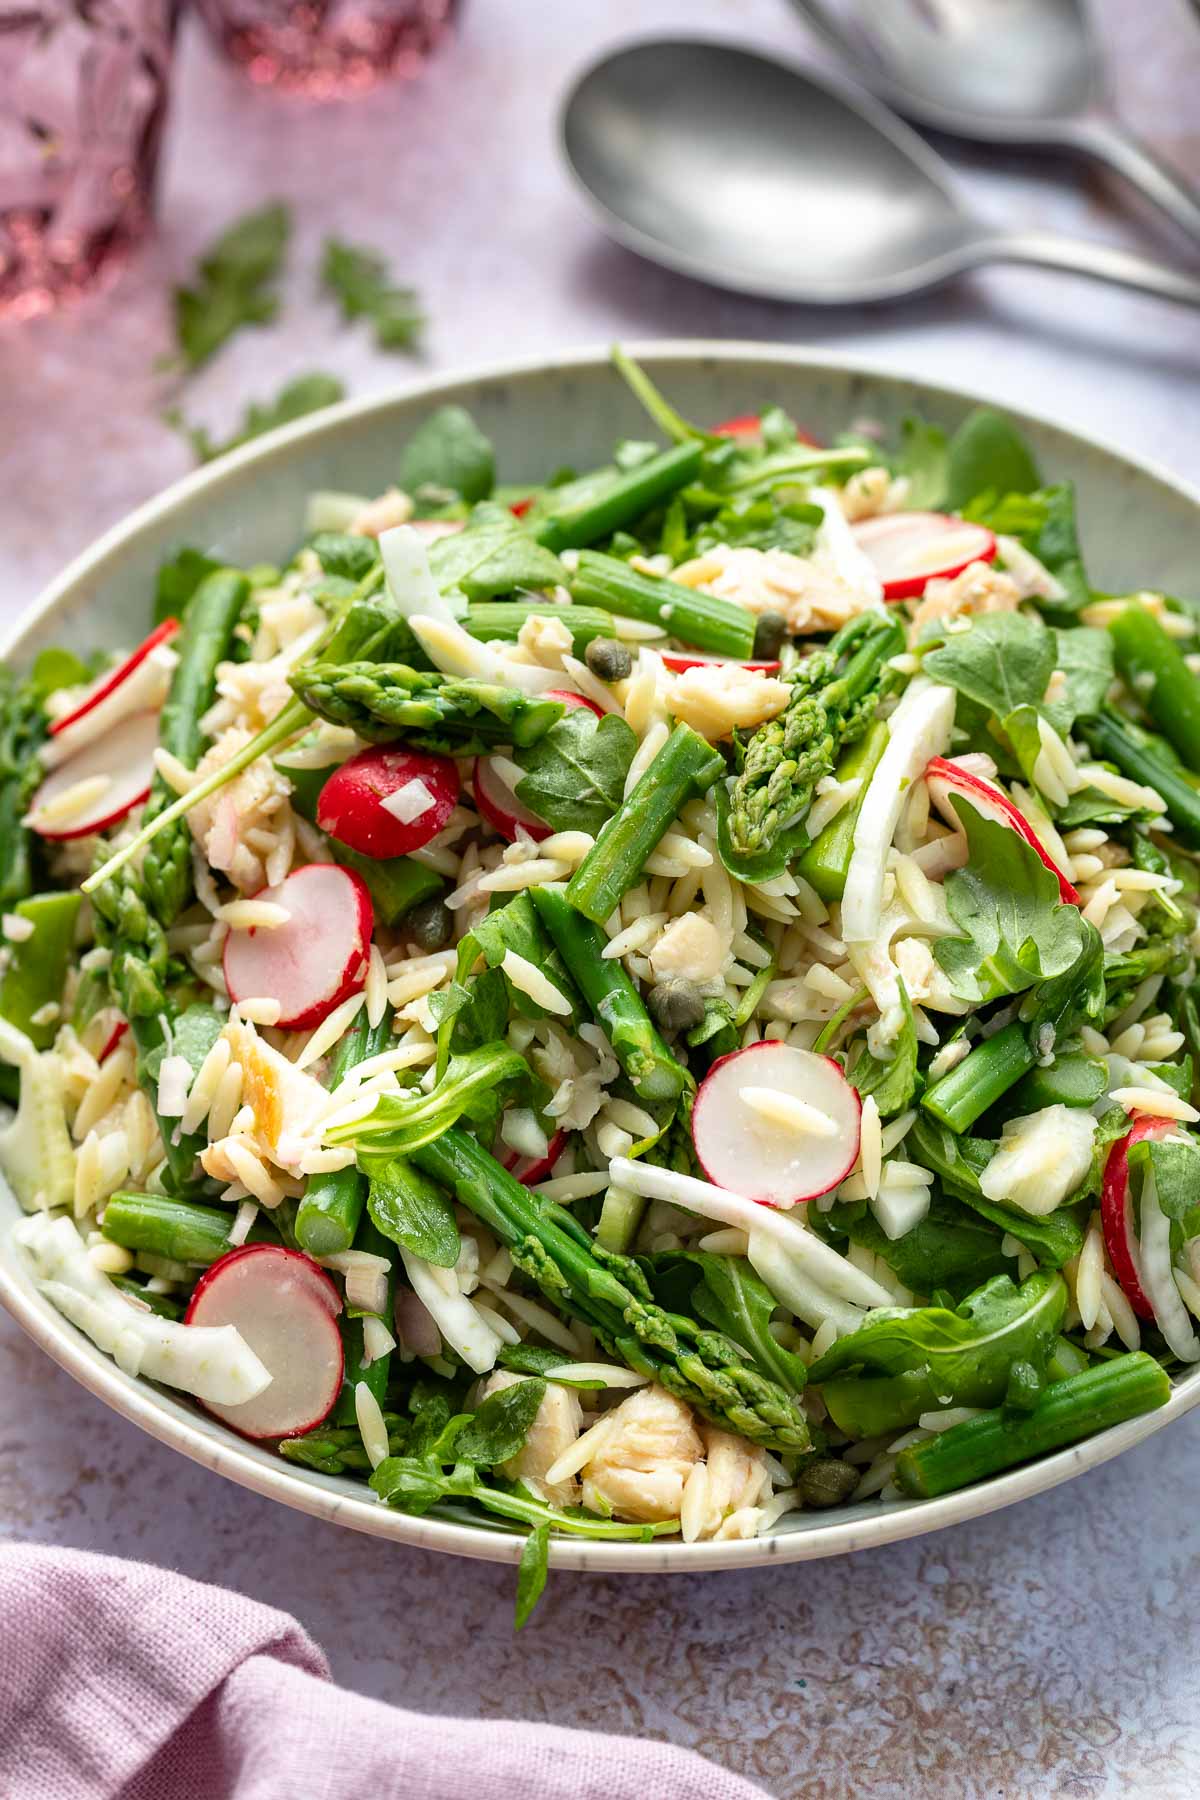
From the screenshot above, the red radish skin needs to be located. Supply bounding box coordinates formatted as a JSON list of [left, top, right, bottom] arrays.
[[692, 1040, 862, 1206], [509, 498, 535, 518], [1101, 1115, 1178, 1321], [473, 756, 551, 844], [27, 710, 160, 840], [502, 1128, 569, 1186], [97, 1020, 129, 1064], [545, 688, 604, 720], [926, 757, 1080, 905], [49, 618, 180, 738], [185, 1245, 344, 1439], [661, 650, 782, 675], [711, 415, 820, 448], [223, 864, 374, 1030], [409, 519, 464, 543], [317, 745, 458, 859], [852, 512, 997, 600]]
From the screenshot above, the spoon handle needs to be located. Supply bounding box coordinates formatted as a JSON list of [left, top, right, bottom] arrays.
[[1067, 121, 1200, 251], [969, 231, 1200, 309]]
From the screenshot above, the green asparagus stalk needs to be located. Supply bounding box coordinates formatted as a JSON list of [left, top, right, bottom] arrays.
[[283, 1412, 405, 1475], [1108, 604, 1200, 771], [724, 613, 904, 879], [333, 1216, 397, 1424], [143, 569, 248, 926], [894, 1353, 1170, 1498], [295, 1006, 394, 1256], [568, 551, 756, 658], [1079, 708, 1200, 848], [465, 601, 616, 653], [533, 444, 703, 553], [530, 885, 691, 1104], [564, 723, 724, 924], [796, 716, 889, 900], [289, 662, 566, 752], [101, 1191, 269, 1263], [411, 1127, 811, 1450]]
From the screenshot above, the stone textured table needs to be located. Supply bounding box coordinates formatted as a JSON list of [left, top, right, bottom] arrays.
[[2, 1, 1200, 1794]]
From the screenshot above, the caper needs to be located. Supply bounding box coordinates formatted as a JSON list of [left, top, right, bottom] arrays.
[[405, 895, 453, 952], [585, 636, 633, 683], [647, 977, 707, 1035], [797, 1456, 859, 1510], [753, 610, 788, 660]]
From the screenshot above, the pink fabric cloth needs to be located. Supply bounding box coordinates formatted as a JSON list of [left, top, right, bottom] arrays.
[[0, 1544, 766, 1800]]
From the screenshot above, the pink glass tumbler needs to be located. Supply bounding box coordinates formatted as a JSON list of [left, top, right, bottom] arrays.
[[0, 0, 174, 318], [194, 0, 456, 96]]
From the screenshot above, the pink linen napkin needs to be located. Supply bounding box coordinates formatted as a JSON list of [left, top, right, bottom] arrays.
[[0, 1543, 766, 1800]]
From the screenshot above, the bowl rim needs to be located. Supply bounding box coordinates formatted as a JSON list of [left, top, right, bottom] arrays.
[[4, 337, 1199, 1575]]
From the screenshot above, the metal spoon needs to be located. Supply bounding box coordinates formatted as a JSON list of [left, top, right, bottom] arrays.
[[784, 0, 1200, 247], [559, 39, 1200, 308]]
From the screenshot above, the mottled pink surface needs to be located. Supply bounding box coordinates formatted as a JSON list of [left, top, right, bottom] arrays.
[[2, 3, 1200, 1796]]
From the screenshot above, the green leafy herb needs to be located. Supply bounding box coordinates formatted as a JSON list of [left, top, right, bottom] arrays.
[[811, 1191, 1013, 1302], [848, 979, 920, 1118], [399, 405, 495, 505], [168, 373, 346, 464], [514, 707, 637, 836], [907, 1114, 1088, 1267], [934, 802, 1088, 1005], [807, 1270, 1067, 1437], [455, 1377, 547, 1465], [309, 531, 381, 584], [154, 548, 223, 625], [942, 408, 1040, 512], [923, 610, 1055, 720], [367, 1155, 461, 1268], [171, 202, 291, 371], [427, 504, 564, 599], [647, 1253, 807, 1393], [966, 485, 1090, 615], [329, 1041, 527, 1153], [515, 1523, 551, 1629], [1129, 1132, 1200, 1247], [320, 237, 422, 351]]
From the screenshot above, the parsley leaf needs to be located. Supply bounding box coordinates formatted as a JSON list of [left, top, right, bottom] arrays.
[[320, 237, 423, 352], [171, 202, 291, 371], [934, 800, 1088, 1005], [167, 373, 345, 464], [514, 707, 637, 835]]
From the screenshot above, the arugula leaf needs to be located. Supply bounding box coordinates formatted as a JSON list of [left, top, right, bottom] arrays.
[[427, 504, 564, 599], [811, 1191, 1013, 1301], [455, 1377, 547, 1465], [923, 611, 1055, 720], [907, 1114, 1088, 1266], [894, 416, 950, 509], [514, 708, 637, 836], [1048, 626, 1112, 729], [399, 405, 495, 505], [171, 202, 291, 371], [320, 237, 422, 352], [329, 1041, 527, 1152], [142, 1003, 224, 1093], [309, 531, 381, 584], [154, 548, 222, 625], [848, 979, 920, 1118], [934, 801, 1088, 1005], [366, 1155, 460, 1268], [686, 495, 821, 561], [497, 1344, 607, 1387], [968, 485, 1090, 616], [168, 373, 345, 464], [807, 1269, 1067, 1437], [515, 1523, 551, 1630], [942, 408, 1040, 512], [465, 892, 581, 1022], [647, 1252, 807, 1393]]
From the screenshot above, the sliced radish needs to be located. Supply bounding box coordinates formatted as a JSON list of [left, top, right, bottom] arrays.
[[185, 1245, 343, 1439], [50, 619, 180, 738], [27, 710, 160, 840], [852, 512, 997, 600], [661, 650, 781, 675], [316, 745, 458, 858], [223, 863, 373, 1030], [502, 1127, 569, 1186], [473, 755, 550, 844], [692, 1041, 861, 1206], [409, 519, 464, 542], [509, 497, 535, 518], [926, 757, 1080, 906], [710, 415, 820, 448], [97, 1018, 129, 1064], [1101, 1115, 1178, 1322], [544, 687, 604, 720]]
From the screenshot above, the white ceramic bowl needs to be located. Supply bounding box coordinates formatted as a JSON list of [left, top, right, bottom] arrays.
[[4, 343, 1199, 1574]]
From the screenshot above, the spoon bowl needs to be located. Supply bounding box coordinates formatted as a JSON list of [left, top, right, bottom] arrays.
[[560, 38, 1200, 309]]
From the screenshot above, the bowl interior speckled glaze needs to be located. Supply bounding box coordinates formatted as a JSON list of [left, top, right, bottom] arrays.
[[3, 343, 1198, 1574]]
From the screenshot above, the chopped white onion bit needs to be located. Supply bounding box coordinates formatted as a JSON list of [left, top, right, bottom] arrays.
[[155, 1054, 193, 1120], [381, 777, 436, 824]]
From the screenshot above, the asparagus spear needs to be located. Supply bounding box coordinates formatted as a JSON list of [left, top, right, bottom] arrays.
[[894, 1353, 1170, 1498], [796, 717, 889, 901], [1108, 604, 1200, 770], [295, 1006, 394, 1255], [724, 613, 903, 879], [533, 444, 703, 552], [101, 1191, 269, 1263], [1079, 708, 1200, 848], [142, 568, 248, 926], [290, 662, 566, 752], [333, 1216, 397, 1425], [530, 885, 691, 1105], [411, 1126, 811, 1450], [568, 551, 756, 658], [465, 601, 616, 653], [564, 724, 724, 924]]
